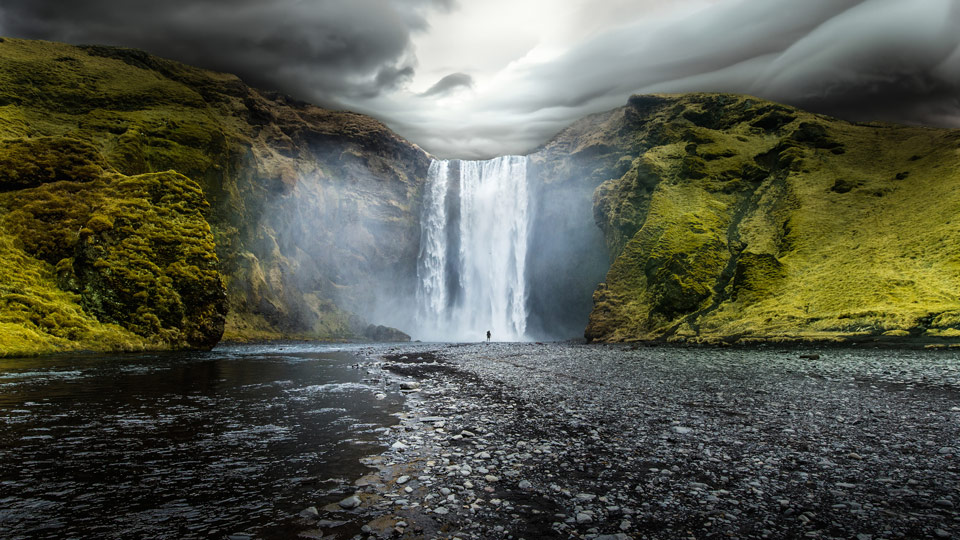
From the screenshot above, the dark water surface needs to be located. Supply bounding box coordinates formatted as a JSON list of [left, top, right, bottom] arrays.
[[0, 344, 402, 539]]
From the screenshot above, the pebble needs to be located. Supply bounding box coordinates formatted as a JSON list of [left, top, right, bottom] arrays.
[[338, 495, 361, 509], [396, 475, 410, 485], [362, 343, 960, 540]]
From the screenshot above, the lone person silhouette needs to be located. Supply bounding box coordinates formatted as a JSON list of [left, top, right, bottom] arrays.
[[486, 330, 491, 342]]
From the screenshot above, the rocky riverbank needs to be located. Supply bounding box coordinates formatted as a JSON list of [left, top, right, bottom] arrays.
[[303, 342, 960, 539]]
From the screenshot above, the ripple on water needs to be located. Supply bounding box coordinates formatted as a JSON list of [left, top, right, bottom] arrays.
[[292, 381, 375, 394], [0, 347, 403, 540], [0, 370, 85, 380]]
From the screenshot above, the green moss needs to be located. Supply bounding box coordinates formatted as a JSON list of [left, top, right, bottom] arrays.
[[85, 213, 113, 233], [927, 328, 960, 338], [585, 93, 960, 344], [0, 137, 108, 190], [0, 168, 226, 353], [0, 233, 154, 357], [728, 252, 785, 303]]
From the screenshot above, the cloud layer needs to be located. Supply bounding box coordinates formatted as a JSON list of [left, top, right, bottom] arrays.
[[397, 0, 960, 157], [2, 0, 959, 157], [0, 0, 452, 104]]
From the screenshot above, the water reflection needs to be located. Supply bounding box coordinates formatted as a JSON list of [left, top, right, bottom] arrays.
[[0, 345, 400, 539]]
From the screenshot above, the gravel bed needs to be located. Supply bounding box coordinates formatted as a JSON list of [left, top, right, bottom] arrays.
[[305, 343, 960, 539]]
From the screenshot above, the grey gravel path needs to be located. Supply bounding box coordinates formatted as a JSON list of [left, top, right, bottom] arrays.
[[309, 343, 960, 539]]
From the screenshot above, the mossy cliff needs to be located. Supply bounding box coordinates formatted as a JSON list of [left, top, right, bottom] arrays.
[[535, 93, 960, 344], [0, 38, 426, 355]]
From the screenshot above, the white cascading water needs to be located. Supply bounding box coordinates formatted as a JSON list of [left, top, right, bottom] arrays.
[[415, 155, 530, 342], [416, 159, 450, 327]]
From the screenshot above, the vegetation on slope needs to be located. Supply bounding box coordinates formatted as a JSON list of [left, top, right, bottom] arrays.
[[0, 232, 149, 356], [0, 38, 425, 354], [0, 165, 226, 355], [540, 93, 960, 344]]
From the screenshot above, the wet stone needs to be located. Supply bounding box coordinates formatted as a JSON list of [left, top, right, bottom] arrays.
[[338, 495, 361, 509], [365, 342, 960, 540]]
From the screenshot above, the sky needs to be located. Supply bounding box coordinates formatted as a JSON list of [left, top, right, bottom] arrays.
[[2, 0, 959, 158]]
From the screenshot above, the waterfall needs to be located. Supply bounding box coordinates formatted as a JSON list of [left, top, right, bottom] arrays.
[[415, 155, 530, 342], [416, 160, 450, 326]]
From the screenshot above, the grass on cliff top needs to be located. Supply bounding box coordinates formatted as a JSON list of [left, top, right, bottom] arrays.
[[0, 39, 233, 180]]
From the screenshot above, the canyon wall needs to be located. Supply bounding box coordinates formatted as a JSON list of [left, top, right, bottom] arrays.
[[3, 37, 959, 354]]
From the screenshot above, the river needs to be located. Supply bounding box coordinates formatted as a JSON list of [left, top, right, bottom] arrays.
[[0, 343, 403, 539]]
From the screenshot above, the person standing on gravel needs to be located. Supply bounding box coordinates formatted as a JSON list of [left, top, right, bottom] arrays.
[[486, 330, 491, 342]]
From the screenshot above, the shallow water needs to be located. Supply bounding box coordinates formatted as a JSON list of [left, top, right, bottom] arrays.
[[0, 344, 402, 540]]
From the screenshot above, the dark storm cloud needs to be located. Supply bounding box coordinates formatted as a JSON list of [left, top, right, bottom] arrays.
[[0, 0, 452, 104], [420, 72, 474, 97], [486, 0, 960, 131], [2, 0, 959, 157], [389, 0, 960, 157]]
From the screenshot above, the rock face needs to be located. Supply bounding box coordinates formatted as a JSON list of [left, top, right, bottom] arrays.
[[537, 93, 960, 343], [527, 103, 644, 339], [0, 38, 427, 355], [362, 324, 411, 343]]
